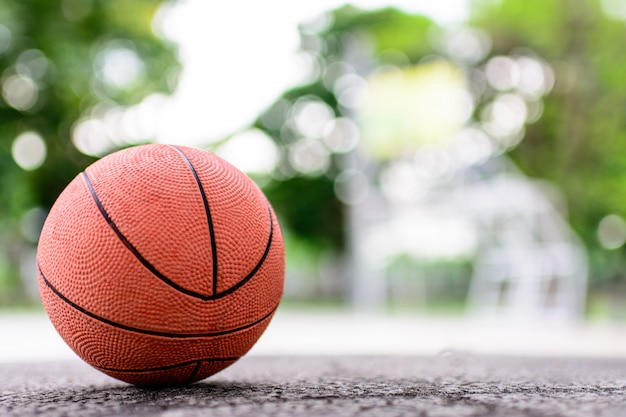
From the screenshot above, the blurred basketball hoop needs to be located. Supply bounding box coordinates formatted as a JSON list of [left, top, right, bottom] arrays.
[[344, 58, 587, 322], [357, 60, 471, 160]]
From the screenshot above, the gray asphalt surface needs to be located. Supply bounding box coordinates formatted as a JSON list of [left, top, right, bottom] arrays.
[[2, 355, 626, 417]]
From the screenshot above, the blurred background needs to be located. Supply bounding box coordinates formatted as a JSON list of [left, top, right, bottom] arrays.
[[3, 0, 626, 359]]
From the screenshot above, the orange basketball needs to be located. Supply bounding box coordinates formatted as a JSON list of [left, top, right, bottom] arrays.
[[37, 144, 285, 387]]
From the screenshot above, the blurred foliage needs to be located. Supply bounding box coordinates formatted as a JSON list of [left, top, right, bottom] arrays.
[[256, 0, 626, 306], [263, 176, 344, 250], [255, 6, 437, 251], [2, 0, 626, 312], [469, 0, 626, 287], [385, 255, 472, 314], [0, 0, 179, 304]]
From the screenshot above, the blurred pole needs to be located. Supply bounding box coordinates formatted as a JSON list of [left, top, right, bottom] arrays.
[[337, 34, 388, 311], [342, 149, 386, 311]]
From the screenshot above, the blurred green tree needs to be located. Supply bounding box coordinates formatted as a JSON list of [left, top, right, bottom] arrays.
[[251, 7, 440, 302], [254, 1, 626, 307], [470, 0, 626, 296], [256, 6, 437, 251], [0, 0, 179, 304], [3, 0, 625, 312]]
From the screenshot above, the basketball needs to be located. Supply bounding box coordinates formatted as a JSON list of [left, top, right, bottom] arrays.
[[36, 144, 285, 387]]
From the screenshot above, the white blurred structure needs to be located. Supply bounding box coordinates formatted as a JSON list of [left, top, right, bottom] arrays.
[[457, 160, 587, 322], [335, 25, 587, 322], [348, 154, 588, 323]]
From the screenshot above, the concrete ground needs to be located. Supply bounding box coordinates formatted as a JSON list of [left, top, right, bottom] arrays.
[[3, 310, 626, 416], [4, 309, 626, 360], [2, 355, 626, 417]]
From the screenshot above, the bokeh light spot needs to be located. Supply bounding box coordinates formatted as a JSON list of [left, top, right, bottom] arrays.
[[2, 75, 39, 111], [334, 73, 368, 110], [525, 99, 545, 124], [481, 93, 527, 140], [323, 61, 354, 90], [96, 45, 144, 90], [293, 51, 323, 86], [437, 26, 492, 65], [486, 56, 519, 91], [602, 0, 626, 20], [292, 97, 335, 138], [217, 129, 279, 175], [72, 118, 112, 157], [323, 117, 360, 153], [17, 49, 51, 81], [450, 127, 493, 166], [516, 56, 554, 98], [598, 214, 626, 250], [12, 132, 47, 171], [288, 138, 330, 175]]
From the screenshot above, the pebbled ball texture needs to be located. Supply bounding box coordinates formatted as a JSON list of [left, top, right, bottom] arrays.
[[37, 144, 285, 387]]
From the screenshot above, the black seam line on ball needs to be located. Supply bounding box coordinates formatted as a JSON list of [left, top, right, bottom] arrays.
[[81, 172, 193, 298], [94, 357, 238, 373], [215, 203, 274, 299], [168, 145, 219, 296], [184, 361, 204, 384], [38, 262, 278, 339], [81, 172, 274, 301]]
